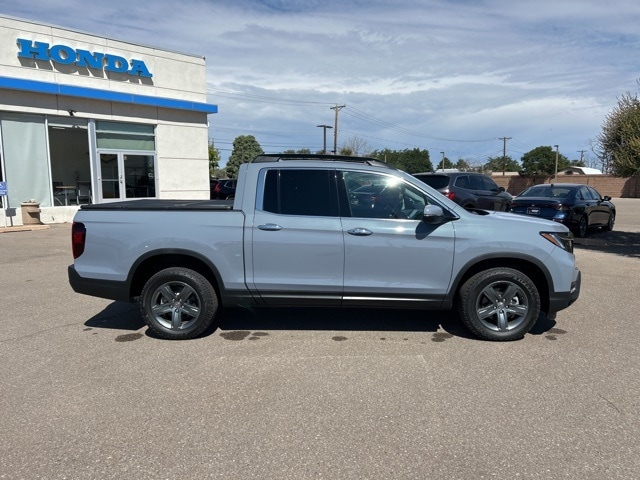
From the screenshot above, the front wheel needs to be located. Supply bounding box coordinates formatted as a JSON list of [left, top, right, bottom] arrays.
[[458, 268, 540, 341], [140, 267, 218, 340], [604, 212, 615, 231]]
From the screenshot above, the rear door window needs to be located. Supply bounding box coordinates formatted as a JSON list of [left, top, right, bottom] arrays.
[[468, 175, 485, 190], [454, 176, 470, 189], [262, 169, 339, 217]]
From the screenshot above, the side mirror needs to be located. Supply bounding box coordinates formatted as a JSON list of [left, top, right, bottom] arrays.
[[498, 186, 506, 192], [423, 204, 447, 224], [603, 195, 611, 201]]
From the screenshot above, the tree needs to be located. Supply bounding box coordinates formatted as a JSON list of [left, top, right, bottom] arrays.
[[369, 148, 432, 173], [520, 146, 570, 176], [596, 87, 640, 176], [341, 136, 372, 157], [483, 155, 520, 174], [226, 135, 264, 179], [283, 149, 312, 154], [455, 159, 471, 171], [434, 156, 454, 171], [208, 140, 221, 175]]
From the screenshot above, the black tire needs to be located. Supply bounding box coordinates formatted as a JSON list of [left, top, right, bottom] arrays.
[[458, 268, 540, 341], [604, 212, 615, 231], [576, 215, 588, 238], [140, 267, 218, 340]]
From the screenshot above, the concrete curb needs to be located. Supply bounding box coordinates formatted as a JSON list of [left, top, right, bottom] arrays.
[[0, 224, 51, 234]]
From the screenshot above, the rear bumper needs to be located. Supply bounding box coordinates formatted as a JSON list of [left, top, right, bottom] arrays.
[[68, 265, 132, 302], [548, 267, 581, 314]]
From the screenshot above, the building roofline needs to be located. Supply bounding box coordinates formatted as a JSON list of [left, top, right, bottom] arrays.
[[0, 76, 218, 114]]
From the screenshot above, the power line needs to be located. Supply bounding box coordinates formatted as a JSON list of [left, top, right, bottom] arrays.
[[344, 105, 495, 143]]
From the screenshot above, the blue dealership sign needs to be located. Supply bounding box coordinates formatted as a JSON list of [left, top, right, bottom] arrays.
[[0, 182, 7, 196], [17, 38, 153, 78]]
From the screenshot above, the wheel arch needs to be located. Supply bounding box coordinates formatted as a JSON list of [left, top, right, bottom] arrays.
[[449, 256, 551, 313], [128, 249, 224, 301]]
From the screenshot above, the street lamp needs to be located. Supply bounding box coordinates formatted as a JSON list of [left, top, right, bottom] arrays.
[[317, 125, 333, 154], [554, 145, 559, 182], [440, 151, 445, 171]]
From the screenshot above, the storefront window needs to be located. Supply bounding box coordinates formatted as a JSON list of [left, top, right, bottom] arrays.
[[0, 114, 49, 207], [48, 117, 91, 206], [96, 121, 155, 150], [0, 116, 157, 208]]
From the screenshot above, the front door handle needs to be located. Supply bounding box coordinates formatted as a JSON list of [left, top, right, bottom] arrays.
[[347, 228, 373, 236], [258, 223, 283, 231]]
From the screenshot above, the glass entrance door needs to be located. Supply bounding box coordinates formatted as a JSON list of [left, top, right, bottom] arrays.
[[99, 153, 120, 201], [98, 151, 156, 202]]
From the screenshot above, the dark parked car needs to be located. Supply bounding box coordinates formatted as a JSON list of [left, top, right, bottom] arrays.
[[210, 178, 237, 200], [413, 171, 512, 211], [509, 183, 615, 237]]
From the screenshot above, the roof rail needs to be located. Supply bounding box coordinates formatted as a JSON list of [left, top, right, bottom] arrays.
[[251, 153, 395, 169]]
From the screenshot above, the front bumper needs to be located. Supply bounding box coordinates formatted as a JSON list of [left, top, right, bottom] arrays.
[[548, 267, 581, 314]]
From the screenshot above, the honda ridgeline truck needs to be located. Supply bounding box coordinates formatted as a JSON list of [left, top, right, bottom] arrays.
[[68, 154, 581, 341]]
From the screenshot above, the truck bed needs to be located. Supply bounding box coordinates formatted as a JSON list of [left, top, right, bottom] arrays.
[[79, 199, 234, 211]]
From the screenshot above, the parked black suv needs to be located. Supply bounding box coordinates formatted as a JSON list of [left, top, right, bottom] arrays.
[[413, 171, 512, 211]]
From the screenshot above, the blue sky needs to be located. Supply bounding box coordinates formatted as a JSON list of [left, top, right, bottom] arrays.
[[3, 0, 640, 167]]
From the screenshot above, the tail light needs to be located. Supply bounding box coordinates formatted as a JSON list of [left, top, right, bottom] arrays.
[[71, 222, 86, 259], [553, 205, 570, 221], [444, 190, 455, 200]]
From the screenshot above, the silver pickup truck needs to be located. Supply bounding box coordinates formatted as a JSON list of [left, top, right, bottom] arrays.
[[68, 154, 580, 341]]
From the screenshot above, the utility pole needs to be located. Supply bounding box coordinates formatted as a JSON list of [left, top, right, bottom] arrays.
[[577, 150, 586, 164], [499, 137, 511, 175], [316, 124, 333, 154], [440, 151, 445, 171], [330, 105, 345, 154], [554, 145, 559, 182]]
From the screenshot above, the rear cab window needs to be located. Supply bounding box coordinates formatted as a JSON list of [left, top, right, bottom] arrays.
[[413, 174, 450, 190]]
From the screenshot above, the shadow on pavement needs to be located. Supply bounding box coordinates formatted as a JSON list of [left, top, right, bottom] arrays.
[[83, 300, 559, 342], [574, 229, 640, 258], [85, 302, 145, 331], [215, 306, 473, 338]]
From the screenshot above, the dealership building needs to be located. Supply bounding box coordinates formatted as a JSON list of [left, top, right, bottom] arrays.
[[0, 15, 217, 226]]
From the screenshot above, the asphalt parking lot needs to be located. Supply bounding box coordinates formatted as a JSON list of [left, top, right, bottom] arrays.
[[1, 199, 640, 479]]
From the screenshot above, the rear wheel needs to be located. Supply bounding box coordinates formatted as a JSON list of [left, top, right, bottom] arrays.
[[458, 268, 540, 341], [140, 267, 218, 340], [576, 215, 588, 238]]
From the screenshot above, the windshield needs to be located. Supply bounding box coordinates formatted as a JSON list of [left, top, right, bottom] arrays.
[[519, 186, 571, 198]]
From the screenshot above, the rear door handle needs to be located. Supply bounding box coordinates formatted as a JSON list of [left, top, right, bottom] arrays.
[[347, 228, 373, 236], [258, 223, 283, 231]]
